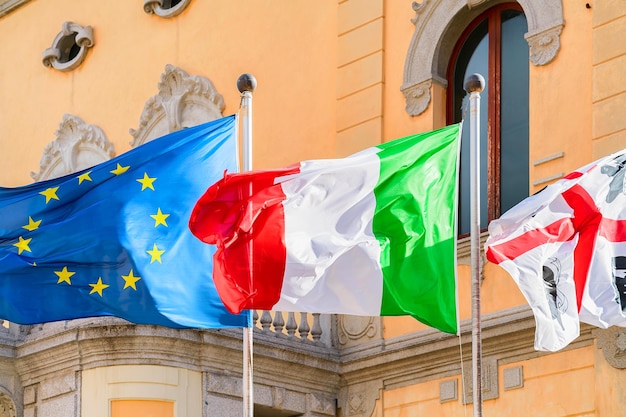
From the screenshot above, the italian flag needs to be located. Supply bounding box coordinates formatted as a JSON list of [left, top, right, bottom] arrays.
[[189, 124, 461, 334]]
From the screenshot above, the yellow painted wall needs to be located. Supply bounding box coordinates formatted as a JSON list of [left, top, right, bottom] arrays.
[[384, 345, 595, 416], [111, 400, 173, 417], [0, 0, 338, 187], [592, 0, 626, 157], [529, 0, 593, 194]]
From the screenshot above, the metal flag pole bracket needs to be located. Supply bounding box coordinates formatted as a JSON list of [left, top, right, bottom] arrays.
[[465, 72, 485, 417]]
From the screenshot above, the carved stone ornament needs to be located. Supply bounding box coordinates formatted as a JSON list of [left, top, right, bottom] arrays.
[[401, 79, 432, 117], [307, 392, 335, 416], [42, 22, 94, 72], [526, 24, 563, 66], [31, 114, 115, 182], [130, 64, 225, 147], [594, 327, 626, 369], [144, 0, 192, 18], [462, 356, 499, 403], [337, 315, 379, 346], [403, 0, 564, 116], [339, 381, 382, 417], [0, 393, 16, 417]]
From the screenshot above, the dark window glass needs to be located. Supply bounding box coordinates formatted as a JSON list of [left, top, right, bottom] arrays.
[[447, 4, 529, 236]]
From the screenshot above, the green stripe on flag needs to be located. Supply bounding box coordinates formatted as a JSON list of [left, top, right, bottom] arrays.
[[373, 124, 461, 334]]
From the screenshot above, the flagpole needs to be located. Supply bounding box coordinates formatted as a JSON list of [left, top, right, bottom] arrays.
[[237, 73, 257, 417], [465, 73, 485, 417]]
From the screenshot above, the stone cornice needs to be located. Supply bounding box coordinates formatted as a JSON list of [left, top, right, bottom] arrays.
[[0, 0, 30, 18], [339, 306, 595, 389]]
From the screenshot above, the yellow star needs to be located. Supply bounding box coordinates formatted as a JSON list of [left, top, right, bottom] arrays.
[[89, 277, 109, 296], [147, 243, 165, 264], [54, 266, 75, 285], [121, 269, 141, 290], [13, 236, 32, 255], [22, 216, 42, 232], [150, 208, 170, 227], [137, 172, 157, 191], [110, 163, 130, 176], [39, 187, 59, 203], [77, 171, 92, 184]]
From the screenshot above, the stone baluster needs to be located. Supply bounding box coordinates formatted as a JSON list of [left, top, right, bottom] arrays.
[[286, 312, 298, 339], [260, 311, 273, 332], [273, 311, 285, 336], [298, 313, 310, 341], [311, 313, 322, 343]]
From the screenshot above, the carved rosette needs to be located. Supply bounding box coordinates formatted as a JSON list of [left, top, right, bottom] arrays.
[[594, 327, 626, 369], [526, 25, 563, 66], [401, 80, 432, 117], [32, 114, 115, 181], [42, 22, 94, 72], [130, 64, 225, 147]]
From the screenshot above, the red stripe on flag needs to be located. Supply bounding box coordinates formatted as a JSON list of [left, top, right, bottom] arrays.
[[561, 184, 602, 312], [189, 165, 301, 314], [485, 218, 576, 264], [599, 217, 626, 242]]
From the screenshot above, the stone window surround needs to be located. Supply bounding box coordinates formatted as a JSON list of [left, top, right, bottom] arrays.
[[42, 21, 94, 72], [401, 0, 564, 116], [143, 0, 193, 18]]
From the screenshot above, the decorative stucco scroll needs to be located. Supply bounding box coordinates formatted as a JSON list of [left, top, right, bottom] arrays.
[[31, 114, 115, 182], [129, 64, 225, 147], [402, 0, 564, 116], [42, 22, 94, 72], [143, 0, 192, 18]]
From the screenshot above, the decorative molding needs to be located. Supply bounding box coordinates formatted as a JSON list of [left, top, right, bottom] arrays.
[[144, 0, 192, 18], [0, 0, 31, 17], [503, 366, 524, 390], [403, 0, 564, 116], [467, 0, 490, 8], [0, 393, 16, 417], [594, 327, 626, 369], [439, 379, 458, 402], [410, 0, 430, 24], [340, 382, 381, 417], [533, 173, 564, 187], [462, 356, 498, 404], [401, 79, 432, 117], [338, 316, 379, 346], [130, 64, 225, 147], [42, 22, 94, 72], [526, 25, 563, 66], [31, 114, 115, 182], [533, 151, 564, 166], [307, 392, 335, 416]]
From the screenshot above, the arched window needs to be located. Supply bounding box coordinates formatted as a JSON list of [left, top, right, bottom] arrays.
[[447, 3, 529, 236]]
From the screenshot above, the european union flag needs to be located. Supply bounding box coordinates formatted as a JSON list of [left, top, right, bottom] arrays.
[[0, 115, 249, 328]]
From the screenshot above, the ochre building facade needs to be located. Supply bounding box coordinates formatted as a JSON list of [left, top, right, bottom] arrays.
[[0, 0, 625, 416]]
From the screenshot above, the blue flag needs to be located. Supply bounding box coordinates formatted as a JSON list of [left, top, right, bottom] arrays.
[[0, 115, 249, 328]]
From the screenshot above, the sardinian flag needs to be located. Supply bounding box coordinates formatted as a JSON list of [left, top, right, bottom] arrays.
[[485, 149, 626, 351]]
